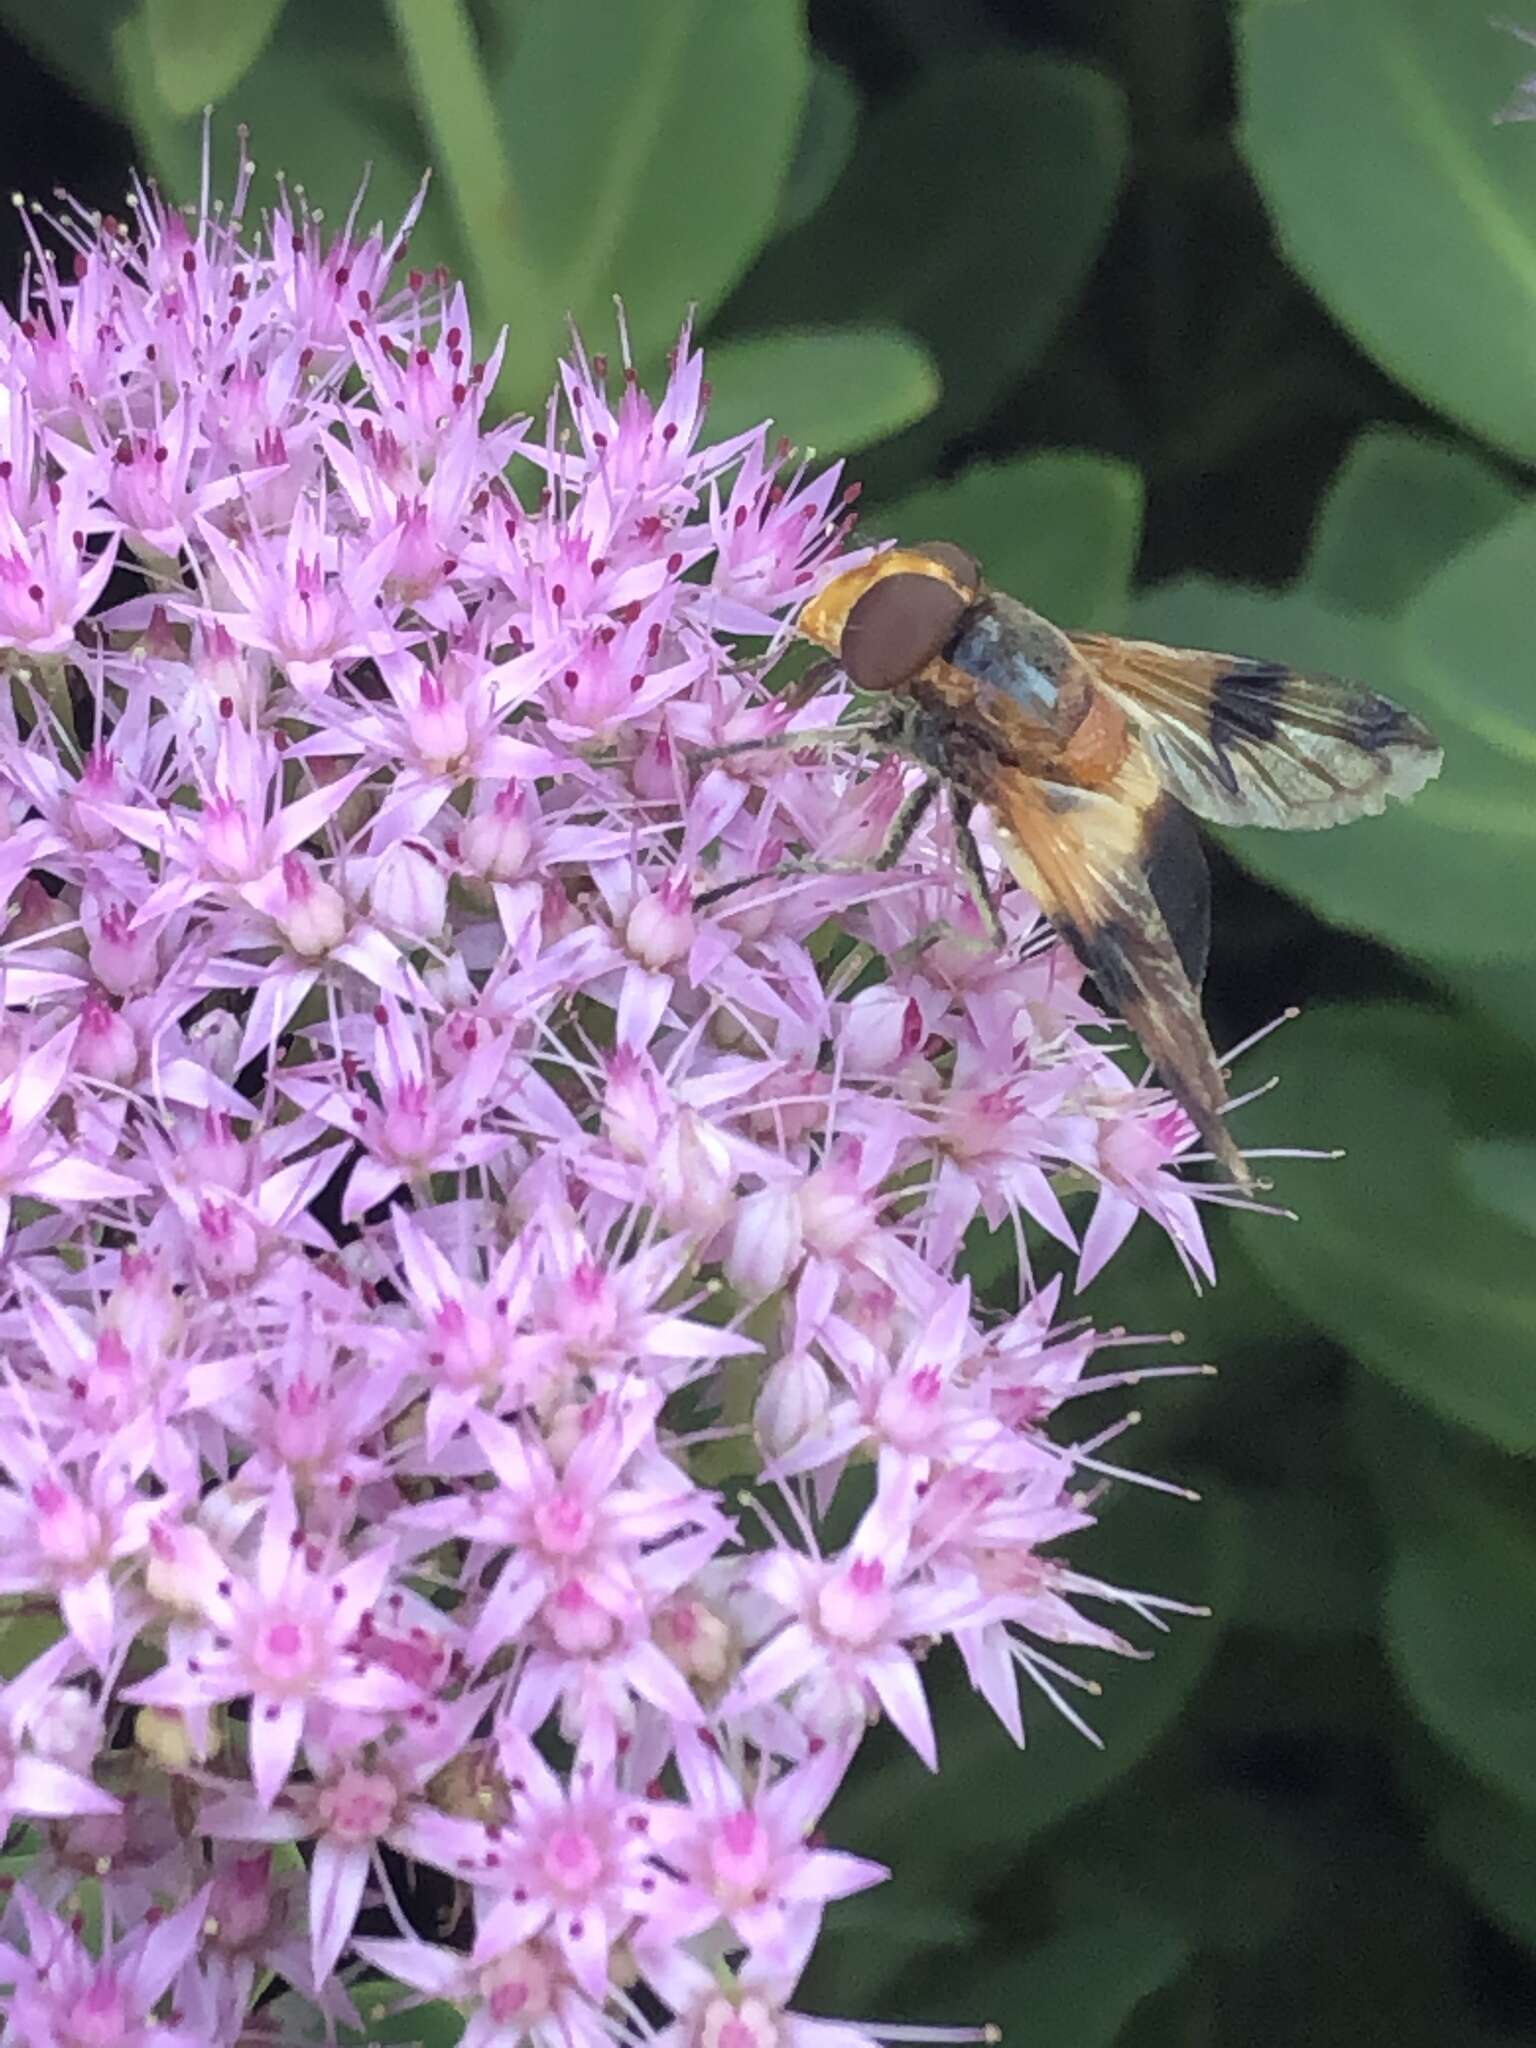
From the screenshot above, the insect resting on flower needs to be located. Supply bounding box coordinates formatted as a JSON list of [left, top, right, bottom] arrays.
[[708, 541, 1443, 1187]]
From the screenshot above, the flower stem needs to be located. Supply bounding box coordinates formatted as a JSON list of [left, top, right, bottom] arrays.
[[384, 0, 556, 402]]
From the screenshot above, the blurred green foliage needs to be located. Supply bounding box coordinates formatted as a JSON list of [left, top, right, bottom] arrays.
[[6, 0, 1536, 2040]]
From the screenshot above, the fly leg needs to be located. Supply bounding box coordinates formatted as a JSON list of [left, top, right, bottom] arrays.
[[948, 796, 1008, 948], [886, 795, 1007, 965], [873, 775, 940, 869], [696, 773, 939, 914], [693, 698, 897, 768]]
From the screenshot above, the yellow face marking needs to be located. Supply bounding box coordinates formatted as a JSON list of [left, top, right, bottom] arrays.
[[798, 549, 972, 658]]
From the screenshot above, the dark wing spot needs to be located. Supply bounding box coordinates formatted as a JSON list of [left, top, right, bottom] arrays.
[[1139, 796, 1211, 991], [1209, 662, 1287, 746], [1352, 693, 1420, 754], [1051, 912, 1143, 1015], [842, 574, 969, 694]]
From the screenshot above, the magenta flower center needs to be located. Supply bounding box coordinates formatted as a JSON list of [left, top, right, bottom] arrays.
[[817, 1558, 893, 1646]]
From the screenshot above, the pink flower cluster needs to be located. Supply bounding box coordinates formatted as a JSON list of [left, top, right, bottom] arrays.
[[0, 147, 1226, 2046]]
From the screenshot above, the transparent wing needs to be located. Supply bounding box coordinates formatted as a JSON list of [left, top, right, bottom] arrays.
[[1069, 632, 1442, 831]]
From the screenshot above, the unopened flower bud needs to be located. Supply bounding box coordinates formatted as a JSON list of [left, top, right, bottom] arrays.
[[370, 841, 447, 941], [725, 1186, 803, 1301], [600, 1048, 666, 1161], [273, 854, 347, 956], [755, 1348, 832, 1459], [85, 897, 157, 995], [193, 620, 263, 719], [29, 1685, 104, 1772], [655, 1596, 734, 1688], [407, 671, 470, 771], [656, 1109, 735, 1234], [543, 1575, 620, 1657], [478, 1946, 554, 2029], [137, 1705, 218, 1769], [798, 1160, 874, 1257], [191, 1196, 260, 1282], [625, 867, 694, 971], [700, 1996, 781, 2048], [843, 983, 925, 1070], [543, 1400, 587, 1470], [104, 1251, 183, 1353], [144, 1517, 226, 1614], [316, 1765, 399, 1844], [75, 991, 138, 1085], [461, 784, 535, 880], [206, 1851, 276, 1948], [630, 729, 677, 803], [185, 1007, 243, 1084]]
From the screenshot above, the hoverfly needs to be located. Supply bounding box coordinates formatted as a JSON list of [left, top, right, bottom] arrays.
[[764, 541, 1442, 1184]]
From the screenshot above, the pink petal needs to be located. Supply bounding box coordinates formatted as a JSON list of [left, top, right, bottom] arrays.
[[6, 1754, 119, 1820], [722, 1622, 819, 1718], [557, 1904, 612, 2003], [341, 1153, 406, 1224], [350, 1935, 469, 1999], [125, 1884, 213, 2007], [255, 1475, 301, 1594], [310, 1836, 371, 1983], [782, 1848, 888, 1903], [238, 967, 318, 1068], [22, 1155, 139, 1205], [1076, 1188, 1139, 1289], [199, 1792, 307, 1841], [249, 1695, 305, 1806], [1, 1024, 76, 1138], [866, 1648, 938, 1770], [59, 1572, 116, 1670]]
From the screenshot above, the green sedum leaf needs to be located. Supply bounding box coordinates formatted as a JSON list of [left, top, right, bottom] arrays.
[[703, 326, 938, 457], [1435, 1784, 1536, 1952], [0, 0, 132, 115], [113, 16, 463, 281], [1240, 0, 1536, 459], [1305, 429, 1520, 620], [725, 55, 1128, 463], [142, 0, 290, 116], [1234, 1006, 1536, 1450], [880, 453, 1144, 628], [1458, 1138, 1536, 1237], [1404, 496, 1536, 773], [337, 1982, 465, 2044], [967, 1910, 1190, 2048], [1386, 1499, 1536, 1814], [776, 56, 860, 233], [499, 0, 809, 373], [0, 1607, 64, 1680], [1054, 1788, 1309, 1960]]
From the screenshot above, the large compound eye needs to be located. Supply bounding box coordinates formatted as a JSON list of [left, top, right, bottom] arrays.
[[909, 540, 981, 598], [840, 572, 968, 693]]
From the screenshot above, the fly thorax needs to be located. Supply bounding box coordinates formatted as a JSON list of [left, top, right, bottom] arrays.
[[942, 595, 1087, 736]]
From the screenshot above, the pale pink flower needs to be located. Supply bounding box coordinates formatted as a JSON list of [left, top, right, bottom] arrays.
[[0, 129, 1248, 2040], [0, 1885, 211, 2048], [126, 1475, 418, 1804], [0, 1639, 120, 1833]]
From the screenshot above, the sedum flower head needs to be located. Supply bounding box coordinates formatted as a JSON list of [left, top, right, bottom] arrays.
[[0, 136, 1243, 2046]]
